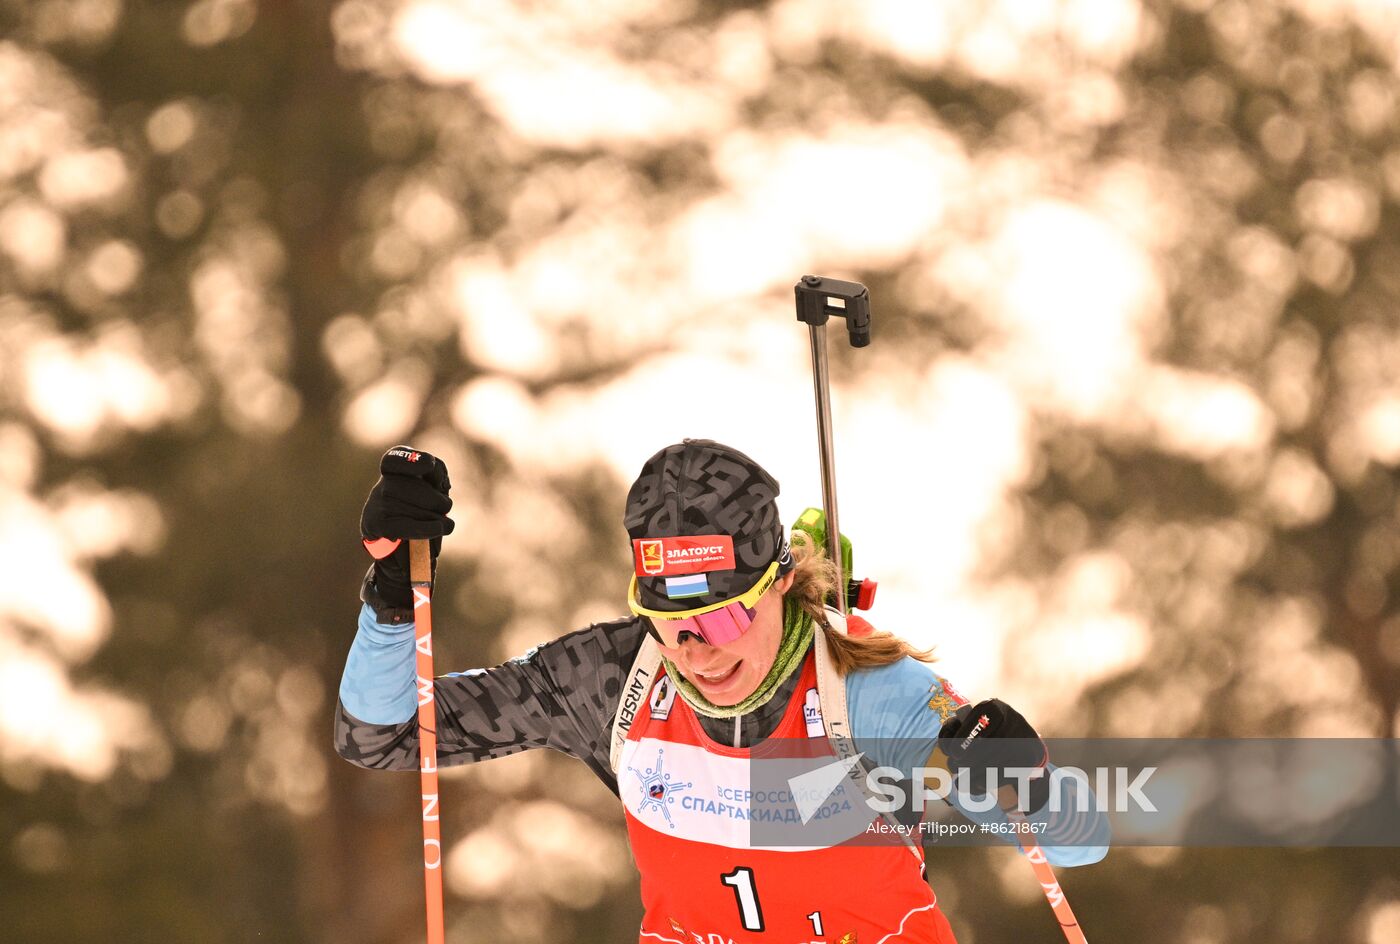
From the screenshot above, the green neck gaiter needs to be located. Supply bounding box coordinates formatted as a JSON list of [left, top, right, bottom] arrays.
[[661, 598, 814, 720]]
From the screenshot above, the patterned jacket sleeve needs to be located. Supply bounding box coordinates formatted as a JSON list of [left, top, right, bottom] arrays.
[[334, 602, 646, 794]]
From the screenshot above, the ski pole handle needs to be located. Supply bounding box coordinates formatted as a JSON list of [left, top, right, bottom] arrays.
[[410, 540, 446, 944]]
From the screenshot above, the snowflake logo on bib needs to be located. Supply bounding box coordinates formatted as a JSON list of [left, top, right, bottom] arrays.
[[628, 748, 692, 829]]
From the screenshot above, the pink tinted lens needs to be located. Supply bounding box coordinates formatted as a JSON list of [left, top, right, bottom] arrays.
[[659, 600, 756, 646]]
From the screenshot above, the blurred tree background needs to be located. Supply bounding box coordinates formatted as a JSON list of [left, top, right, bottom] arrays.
[[3, 0, 1400, 942]]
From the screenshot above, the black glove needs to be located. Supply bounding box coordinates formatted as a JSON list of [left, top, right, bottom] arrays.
[[360, 445, 454, 613], [937, 698, 1050, 812]]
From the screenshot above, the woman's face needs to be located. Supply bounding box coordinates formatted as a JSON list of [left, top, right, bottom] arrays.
[[654, 572, 796, 706]]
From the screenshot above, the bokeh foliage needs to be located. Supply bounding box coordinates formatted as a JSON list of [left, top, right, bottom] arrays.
[[3, 0, 1400, 942]]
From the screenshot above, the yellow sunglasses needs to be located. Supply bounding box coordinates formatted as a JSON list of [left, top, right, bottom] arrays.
[[627, 559, 781, 646]]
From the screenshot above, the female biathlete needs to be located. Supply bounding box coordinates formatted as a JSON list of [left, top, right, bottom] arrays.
[[336, 439, 1107, 944]]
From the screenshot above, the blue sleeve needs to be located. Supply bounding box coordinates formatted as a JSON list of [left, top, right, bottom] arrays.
[[846, 656, 960, 773], [339, 603, 418, 724], [847, 658, 1109, 867], [1018, 776, 1111, 866]]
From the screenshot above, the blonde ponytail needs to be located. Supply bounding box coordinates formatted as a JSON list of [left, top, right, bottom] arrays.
[[785, 530, 937, 674]]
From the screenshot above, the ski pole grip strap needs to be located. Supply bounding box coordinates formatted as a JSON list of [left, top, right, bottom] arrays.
[[409, 539, 433, 585], [360, 566, 413, 625]]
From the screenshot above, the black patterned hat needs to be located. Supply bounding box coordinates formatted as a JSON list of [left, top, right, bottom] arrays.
[[624, 439, 794, 613]]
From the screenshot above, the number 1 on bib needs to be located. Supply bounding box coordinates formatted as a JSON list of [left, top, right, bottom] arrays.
[[720, 867, 765, 932]]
